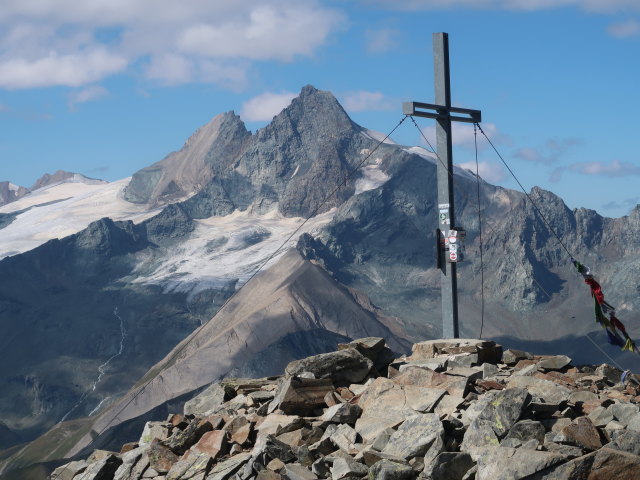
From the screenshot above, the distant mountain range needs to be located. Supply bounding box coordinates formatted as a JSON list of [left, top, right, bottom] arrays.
[[1, 85, 638, 477]]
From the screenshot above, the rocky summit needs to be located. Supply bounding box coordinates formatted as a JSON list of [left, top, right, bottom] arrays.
[[51, 337, 640, 480]]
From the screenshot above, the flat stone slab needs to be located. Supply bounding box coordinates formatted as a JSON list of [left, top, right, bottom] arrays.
[[382, 413, 444, 459], [475, 447, 568, 480]]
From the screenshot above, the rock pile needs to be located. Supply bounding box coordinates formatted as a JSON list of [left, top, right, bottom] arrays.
[[51, 338, 640, 480]]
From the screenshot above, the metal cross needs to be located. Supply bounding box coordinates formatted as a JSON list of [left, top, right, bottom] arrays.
[[403, 32, 482, 339]]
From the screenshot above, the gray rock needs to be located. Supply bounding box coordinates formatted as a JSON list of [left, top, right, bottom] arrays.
[[627, 413, 640, 432], [114, 448, 149, 480], [382, 414, 444, 460], [50, 460, 88, 480], [567, 391, 598, 405], [587, 406, 614, 427], [607, 429, 640, 455], [537, 355, 571, 371], [596, 364, 623, 384], [321, 403, 363, 424], [501, 419, 545, 447], [460, 420, 499, 453], [367, 459, 413, 480], [206, 452, 252, 480], [506, 376, 569, 405], [285, 348, 373, 386], [323, 423, 358, 452], [467, 387, 530, 437], [502, 349, 533, 365], [371, 428, 396, 452], [270, 377, 335, 415], [75, 454, 123, 480], [331, 457, 368, 480], [482, 363, 498, 379], [610, 402, 639, 426], [475, 447, 567, 480], [166, 452, 212, 480], [283, 463, 318, 480], [139, 421, 171, 446], [423, 452, 475, 480]]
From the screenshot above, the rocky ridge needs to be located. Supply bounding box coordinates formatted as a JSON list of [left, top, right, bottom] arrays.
[[51, 337, 640, 480]]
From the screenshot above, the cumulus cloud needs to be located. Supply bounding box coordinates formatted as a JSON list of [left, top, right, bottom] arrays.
[[0, 50, 127, 89], [421, 122, 503, 150], [0, 1, 344, 89], [68, 85, 109, 110], [607, 18, 640, 37], [240, 91, 297, 122], [514, 137, 581, 165], [457, 160, 506, 183], [341, 91, 395, 112], [365, 28, 399, 53], [362, 0, 640, 13]]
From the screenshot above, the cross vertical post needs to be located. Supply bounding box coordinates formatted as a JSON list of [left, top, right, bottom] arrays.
[[402, 32, 481, 339], [433, 32, 458, 338]]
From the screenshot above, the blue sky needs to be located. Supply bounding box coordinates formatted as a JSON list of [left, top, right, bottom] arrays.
[[0, 0, 638, 217]]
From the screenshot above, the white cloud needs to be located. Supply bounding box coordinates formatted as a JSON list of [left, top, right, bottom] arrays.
[[0, 1, 344, 89], [607, 18, 640, 37], [421, 122, 502, 150], [341, 91, 395, 112], [0, 49, 127, 89], [365, 28, 399, 54], [240, 91, 297, 122], [68, 85, 109, 110], [363, 0, 640, 13]]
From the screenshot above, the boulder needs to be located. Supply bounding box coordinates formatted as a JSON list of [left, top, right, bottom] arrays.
[[330, 457, 368, 480], [382, 414, 444, 460], [506, 375, 570, 405], [500, 419, 545, 447], [148, 440, 179, 473], [408, 339, 502, 365], [50, 460, 88, 480], [609, 402, 639, 426], [283, 463, 319, 480], [166, 451, 212, 480], [475, 448, 567, 480], [285, 349, 373, 385], [537, 355, 572, 371], [606, 429, 640, 455], [502, 349, 533, 365], [113, 448, 149, 480], [184, 383, 233, 416], [321, 403, 362, 424], [368, 459, 413, 480], [463, 388, 530, 437], [270, 377, 335, 415], [555, 416, 602, 451], [206, 452, 252, 480], [423, 452, 475, 480], [139, 421, 171, 446], [75, 454, 123, 480]]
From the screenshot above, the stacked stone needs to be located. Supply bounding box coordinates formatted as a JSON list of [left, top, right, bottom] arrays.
[[51, 338, 640, 480]]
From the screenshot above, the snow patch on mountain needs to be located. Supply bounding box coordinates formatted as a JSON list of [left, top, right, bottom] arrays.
[[132, 207, 336, 297], [0, 178, 161, 259], [355, 159, 390, 195]]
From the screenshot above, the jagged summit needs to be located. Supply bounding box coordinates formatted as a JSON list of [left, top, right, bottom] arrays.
[[123, 85, 366, 215]]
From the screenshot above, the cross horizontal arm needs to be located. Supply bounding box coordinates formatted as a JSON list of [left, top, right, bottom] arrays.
[[403, 101, 481, 123]]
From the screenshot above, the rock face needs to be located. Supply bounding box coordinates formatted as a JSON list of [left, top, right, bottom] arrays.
[[51, 338, 640, 480], [124, 85, 376, 218]]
